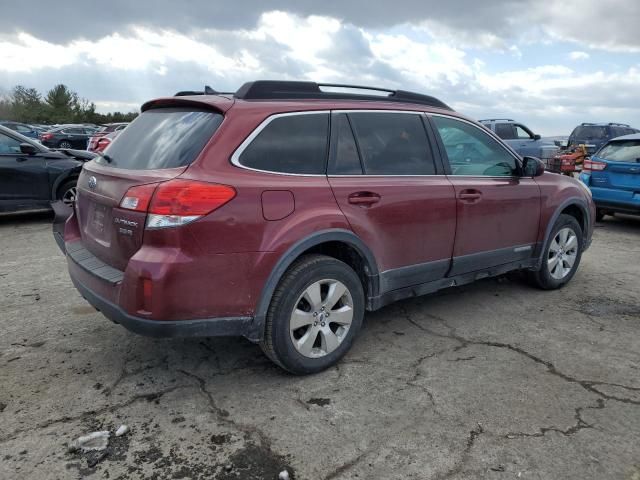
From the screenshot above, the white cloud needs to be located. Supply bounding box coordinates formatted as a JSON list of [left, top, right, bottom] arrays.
[[0, 9, 638, 135], [0, 33, 79, 72], [569, 51, 590, 61]]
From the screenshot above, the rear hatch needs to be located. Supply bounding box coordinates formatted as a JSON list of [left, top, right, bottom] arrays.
[[591, 139, 640, 191], [75, 106, 224, 271]]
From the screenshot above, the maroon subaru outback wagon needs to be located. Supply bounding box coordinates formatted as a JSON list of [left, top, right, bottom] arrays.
[[56, 81, 595, 374]]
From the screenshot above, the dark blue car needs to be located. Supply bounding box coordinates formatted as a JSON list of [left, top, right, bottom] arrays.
[[568, 123, 638, 155], [579, 133, 640, 220]]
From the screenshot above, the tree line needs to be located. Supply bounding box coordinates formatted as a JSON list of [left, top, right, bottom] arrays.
[[0, 84, 138, 125]]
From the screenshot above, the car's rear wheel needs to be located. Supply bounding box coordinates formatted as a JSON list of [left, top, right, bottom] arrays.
[[58, 140, 73, 149], [57, 179, 78, 206], [260, 254, 364, 374], [596, 209, 606, 222], [528, 214, 583, 289]]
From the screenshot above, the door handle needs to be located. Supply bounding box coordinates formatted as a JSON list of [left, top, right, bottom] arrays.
[[16, 157, 28, 162], [458, 189, 482, 203], [348, 192, 381, 207]]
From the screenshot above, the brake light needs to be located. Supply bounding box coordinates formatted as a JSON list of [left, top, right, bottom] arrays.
[[96, 138, 111, 152], [41, 133, 53, 141], [583, 159, 607, 171], [119, 179, 236, 229]]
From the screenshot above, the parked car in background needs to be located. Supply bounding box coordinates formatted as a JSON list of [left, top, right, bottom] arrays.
[[0, 124, 95, 213], [87, 123, 128, 152], [0, 121, 41, 139], [567, 123, 638, 154], [579, 133, 640, 220], [39, 125, 97, 149], [56, 80, 595, 374], [479, 118, 559, 164]]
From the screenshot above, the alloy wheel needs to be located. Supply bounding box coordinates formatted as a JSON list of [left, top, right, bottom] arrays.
[[289, 279, 354, 358], [62, 186, 77, 206], [547, 227, 578, 280]]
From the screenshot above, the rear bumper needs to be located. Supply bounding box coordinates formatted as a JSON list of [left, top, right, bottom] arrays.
[[70, 268, 254, 338], [589, 186, 640, 214]]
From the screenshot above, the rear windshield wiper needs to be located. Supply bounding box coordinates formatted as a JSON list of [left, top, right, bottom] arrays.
[[94, 151, 114, 163]]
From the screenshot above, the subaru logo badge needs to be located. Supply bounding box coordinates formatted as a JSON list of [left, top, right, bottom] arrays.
[[88, 176, 97, 189]]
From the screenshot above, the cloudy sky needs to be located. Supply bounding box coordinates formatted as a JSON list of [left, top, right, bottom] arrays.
[[1, 0, 638, 134]]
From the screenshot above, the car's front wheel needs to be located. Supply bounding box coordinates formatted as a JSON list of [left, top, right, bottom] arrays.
[[528, 214, 583, 289], [260, 254, 364, 374], [57, 179, 78, 206]]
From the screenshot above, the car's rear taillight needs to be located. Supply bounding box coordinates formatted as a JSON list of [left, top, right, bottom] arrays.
[[119, 180, 236, 229], [96, 138, 111, 152], [583, 159, 607, 171], [41, 133, 53, 141]]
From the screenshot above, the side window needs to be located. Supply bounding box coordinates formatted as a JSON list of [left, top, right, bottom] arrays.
[[329, 114, 362, 175], [495, 123, 516, 140], [347, 112, 435, 175], [515, 125, 533, 139], [433, 116, 518, 177], [0, 132, 22, 154], [238, 113, 329, 174]]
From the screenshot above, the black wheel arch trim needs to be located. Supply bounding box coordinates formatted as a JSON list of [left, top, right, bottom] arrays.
[[534, 197, 591, 269], [248, 229, 380, 342], [51, 171, 80, 200]]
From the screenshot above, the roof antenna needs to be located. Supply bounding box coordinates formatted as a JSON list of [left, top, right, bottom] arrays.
[[204, 85, 217, 95]]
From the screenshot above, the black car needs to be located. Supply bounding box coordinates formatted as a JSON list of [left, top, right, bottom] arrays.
[[567, 123, 639, 154], [0, 125, 95, 213], [39, 125, 98, 149]]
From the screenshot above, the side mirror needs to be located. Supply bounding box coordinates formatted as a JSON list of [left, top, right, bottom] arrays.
[[522, 156, 545, 177], [533, 134, 541, 140], [19, 143, 38, 155]]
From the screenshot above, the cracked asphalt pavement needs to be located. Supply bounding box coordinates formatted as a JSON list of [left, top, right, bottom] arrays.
[[1, 213, 639, 479]]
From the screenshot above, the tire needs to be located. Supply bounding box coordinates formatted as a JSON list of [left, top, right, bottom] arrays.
[[57, 179, 78, 206], [260, 254, 365, 374], [528, 214, 583, 290], [596, 209, 606, 222], [58, 140, 73, 149]]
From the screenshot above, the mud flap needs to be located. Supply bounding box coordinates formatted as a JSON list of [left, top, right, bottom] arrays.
[[52, 200, 73, 254]]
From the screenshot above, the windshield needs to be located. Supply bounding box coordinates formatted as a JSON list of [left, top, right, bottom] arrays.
[[97, 107, 223, 170], [596, 140, 640, 163]]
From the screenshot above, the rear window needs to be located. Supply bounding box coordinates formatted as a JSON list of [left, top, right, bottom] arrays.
[[570, 126, 607, 140], [98, 108, 222, 170], [596, 140, 640, 163], [237, 113, 329, 174]]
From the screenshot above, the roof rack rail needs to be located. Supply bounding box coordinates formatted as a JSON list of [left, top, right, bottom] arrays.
[[234, 80, 452, 110], [478, 118, 515, 122], [608, 122, 630, 127]]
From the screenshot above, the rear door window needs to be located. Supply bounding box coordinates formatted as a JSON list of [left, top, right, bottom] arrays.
[[99, 107, 223, 170], [495, 123, 516, 140], [597, 140, 640, 163], [237, 113, 329, 174], [347, 112, 436, 175]]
